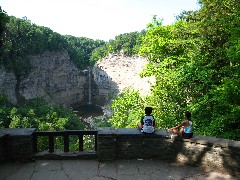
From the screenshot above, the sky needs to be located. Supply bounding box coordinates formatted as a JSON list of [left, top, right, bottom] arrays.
[[0, 0, 200, 41]]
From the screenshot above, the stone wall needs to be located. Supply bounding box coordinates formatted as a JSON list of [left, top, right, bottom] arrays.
[[0, 128, 36, 161], [0, 133, 6, 160], [1, 127, 239, 176], [98, 128, 240, 176]]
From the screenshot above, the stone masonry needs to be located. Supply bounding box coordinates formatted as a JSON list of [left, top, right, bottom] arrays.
[[0, 128, 240, 177], [98, 128, 240, 176]]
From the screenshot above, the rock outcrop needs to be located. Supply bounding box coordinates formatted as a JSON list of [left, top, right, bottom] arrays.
[[0, 51, 88, 107], [0, 68, 17, 104], [0, 52, 154, 107], [92, 54, 155, 105]]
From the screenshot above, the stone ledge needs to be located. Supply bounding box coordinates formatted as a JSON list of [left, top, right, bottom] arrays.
[[98, 128, 240, 148], [34, 150, 97, 160], [0, 128, 36, 161], [0, 128, 36, 136], [97, 128, 240, 175]]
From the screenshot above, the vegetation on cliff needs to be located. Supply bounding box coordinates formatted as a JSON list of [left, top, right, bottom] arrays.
[[0, 9, 144, 75], [89, 31, 145, 65], [0, 13, 106, 76], [109, 0, 240, 140]]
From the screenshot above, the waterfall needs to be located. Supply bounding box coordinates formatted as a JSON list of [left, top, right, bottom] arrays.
[[88, 68, 91, 104]]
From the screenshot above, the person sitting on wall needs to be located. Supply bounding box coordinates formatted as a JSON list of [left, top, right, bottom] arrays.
[[168, 111, 194, 139], [137, 107, 155, 134]]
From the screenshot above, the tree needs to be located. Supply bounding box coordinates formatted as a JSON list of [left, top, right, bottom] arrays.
[[109, 89, 145, 128], [139, 0, 240, 140]]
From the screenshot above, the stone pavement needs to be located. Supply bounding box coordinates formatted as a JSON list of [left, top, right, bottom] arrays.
[[0, 159, 237, 180]]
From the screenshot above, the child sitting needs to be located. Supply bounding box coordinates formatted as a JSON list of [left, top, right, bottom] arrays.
[[137, 107, 155, 134]]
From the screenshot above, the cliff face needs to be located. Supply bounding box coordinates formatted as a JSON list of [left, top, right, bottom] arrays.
[[92, 54, 155, 105], [0, 51, 88, 107], [0, 68, 17, 104], [0, 52, 154, 107]]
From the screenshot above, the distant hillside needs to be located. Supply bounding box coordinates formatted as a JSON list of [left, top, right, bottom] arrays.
[[0, 10, 145, 78]]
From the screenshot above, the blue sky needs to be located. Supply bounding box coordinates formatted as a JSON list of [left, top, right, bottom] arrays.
[[0, 0, 200, 41]]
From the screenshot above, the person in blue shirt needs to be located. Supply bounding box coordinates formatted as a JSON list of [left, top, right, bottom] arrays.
[[168, 111, 193, 139], [137, 107, 156, 134]]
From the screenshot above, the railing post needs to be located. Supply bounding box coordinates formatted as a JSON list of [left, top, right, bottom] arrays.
[[49, 135, 54, 153], [32, 130, 98, 154], [64, 134, 69, 152], [79, 134, 83, 151], [95, 134, 98, 151], [32, 134, 38, 153]]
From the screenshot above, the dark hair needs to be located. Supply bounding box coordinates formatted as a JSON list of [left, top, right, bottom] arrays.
[[185, 111, 191, 120], [145, 107, 153, 115]]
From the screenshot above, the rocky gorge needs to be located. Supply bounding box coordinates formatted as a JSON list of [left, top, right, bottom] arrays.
[[0, 51, 155, 112]]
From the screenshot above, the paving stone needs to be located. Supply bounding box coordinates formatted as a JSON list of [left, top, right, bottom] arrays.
[[117, 174, 151, 180], [116, 159, 139, 176], [89, 176, 112, 180], [167, 163, 203, 179], [2, 162, 34, 180], [61, 160, 99, 180], [34, 160, 62, 172], [98, 161, 117, 179], [31, 170, 68, 180], [0, 161, 35, 180], [150, 170, 174, 180], [136, 159, 157, 175], [0, 159, 238, 180]]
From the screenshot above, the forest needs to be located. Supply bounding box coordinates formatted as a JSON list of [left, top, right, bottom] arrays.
[[0, 0, 240, 141]]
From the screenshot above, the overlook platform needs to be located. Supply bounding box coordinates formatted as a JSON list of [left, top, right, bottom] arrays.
[[0, 159, 236, 179], [0, 128, 239, 179]]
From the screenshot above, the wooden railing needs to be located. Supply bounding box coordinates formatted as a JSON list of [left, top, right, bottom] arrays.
[[32, 130, 98, 153]]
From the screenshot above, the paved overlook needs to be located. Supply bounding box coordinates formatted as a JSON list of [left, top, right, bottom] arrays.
[[0, 159, 236, 180]]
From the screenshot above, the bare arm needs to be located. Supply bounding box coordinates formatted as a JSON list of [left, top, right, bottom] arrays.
[[170, 121, 187, 130]]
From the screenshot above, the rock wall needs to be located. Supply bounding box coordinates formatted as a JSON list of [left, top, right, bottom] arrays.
[[0, 52, 154, 107], [0, 51, 88, 107], [0, 68, 17, 104], [92, 54, 155, 105]]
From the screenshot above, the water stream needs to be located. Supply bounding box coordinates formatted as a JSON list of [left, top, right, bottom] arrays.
[[72, 68, 103, 118], [88, 68, 91, 104]]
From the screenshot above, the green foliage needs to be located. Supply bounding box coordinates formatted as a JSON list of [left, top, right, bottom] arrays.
[[107, 31, 146, 56], [0, 97, 86, 130], [0, 94, 12, 127], [89, 45, 108, 66], [64, 35, 105, 69], [109, 89, 146, 128], [89, 31, 146, 65], [1, 9, 145, 74], [0, 13, 106, 75], [0, 7, 9, 47], [0, 96, 88, 151], [109, 0, 240, 141], [93, 117, 112, 127], [1, 16, 67, 75]]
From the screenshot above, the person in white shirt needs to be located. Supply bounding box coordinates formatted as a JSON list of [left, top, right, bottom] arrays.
[[137, 107, 156, 134]]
